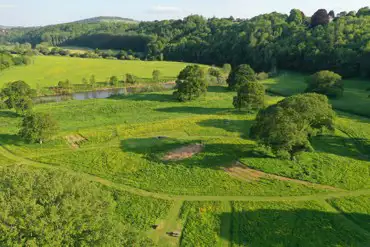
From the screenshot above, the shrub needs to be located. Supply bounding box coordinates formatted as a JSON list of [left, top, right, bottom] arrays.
[[305, 70, 343, 98], [256, 72, 269, 81]]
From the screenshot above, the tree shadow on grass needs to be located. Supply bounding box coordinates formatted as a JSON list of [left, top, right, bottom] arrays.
[[311, 135, 370, 161], [156, 107, 231, 115], [207, 85, 229, 93], [0, 110, 20, 118], [120, 137, 267, 169], [0, 134, 23, 146], [218, 209, 370, 247], [197, 119, 253, 139]]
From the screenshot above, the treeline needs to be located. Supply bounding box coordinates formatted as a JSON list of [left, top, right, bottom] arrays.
[[3, 7, 370, 78]]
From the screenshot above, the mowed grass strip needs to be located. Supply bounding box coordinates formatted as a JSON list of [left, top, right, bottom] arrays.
[[0, 56, 193, 88]]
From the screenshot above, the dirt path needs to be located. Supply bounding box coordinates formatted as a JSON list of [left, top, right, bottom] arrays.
[[226, 161, 344, 191]]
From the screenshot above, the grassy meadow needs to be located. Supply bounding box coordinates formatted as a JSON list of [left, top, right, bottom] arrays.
[[262, 72, 370, 117], [0, 56, 192, 88], [0, 76, 369, 245]]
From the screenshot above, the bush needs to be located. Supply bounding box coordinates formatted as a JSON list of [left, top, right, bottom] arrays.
[[256, 72, 269, 81], [306, 70, 343, 98], [152, 69, 161, 81], [0, 80, 36, 113]]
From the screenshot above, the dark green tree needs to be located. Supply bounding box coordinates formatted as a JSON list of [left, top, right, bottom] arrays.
[[173, 65, 207, 101], [19, 112, 59, 144], [311, 9, 330, 27], [288, 9, 305, 24], [227, 64, 257, 91], [250, 93, 335, 159], [0, 81, 36, 113], [305, 70, 343, 98], [233, 81, 265, 111]]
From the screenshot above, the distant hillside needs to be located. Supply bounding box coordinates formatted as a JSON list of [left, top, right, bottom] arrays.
[[71, 16, 138, 24]]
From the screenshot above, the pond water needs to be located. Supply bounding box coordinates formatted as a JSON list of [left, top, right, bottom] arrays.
[[33, 83, 175, 104]]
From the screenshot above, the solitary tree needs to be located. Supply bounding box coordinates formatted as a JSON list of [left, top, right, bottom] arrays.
[[19, 112, 59, 144], [152, 69, 161, 81], [109, 76, 119, 87], [0, 81, 36, 113], [227, 64, 257, 91], [125, 74, 136, 84], [305, 70, 343, 98], [250, 93, 335, 159], [173, 65, 207, 102], [90, 75, 96, 88], [233, 81, 265, 111]]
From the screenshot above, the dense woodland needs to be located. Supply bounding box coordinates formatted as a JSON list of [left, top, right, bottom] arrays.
[[1, 7, 370, 78]]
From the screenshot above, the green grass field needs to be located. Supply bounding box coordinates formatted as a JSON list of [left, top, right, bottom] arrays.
[[262, 72, 370, 117], [0, 77, 369, 245], [0, 56, 192, 89]]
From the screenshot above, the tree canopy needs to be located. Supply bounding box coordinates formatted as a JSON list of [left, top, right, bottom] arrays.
[[0, 81, 36, 113], [3, 7, 370, 79], [19, 112, 59, 143], [227, 64, 257, 91], [306, 70, 344, 98], [233, 81, 265, 111], [0, 165, 152, 246], [250, 93, 335, 159], [173, 65, 207, 101]]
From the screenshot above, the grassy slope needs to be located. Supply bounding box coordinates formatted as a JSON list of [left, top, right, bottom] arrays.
[[262, 72, 370, 117], [0, 56, 191, 88]]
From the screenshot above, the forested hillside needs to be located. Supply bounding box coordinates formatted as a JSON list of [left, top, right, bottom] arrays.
[[2, 7, 370, 77]]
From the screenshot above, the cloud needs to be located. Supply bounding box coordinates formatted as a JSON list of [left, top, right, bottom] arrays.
[[0, 4, 16, 8], [148, 5, 183, 15]]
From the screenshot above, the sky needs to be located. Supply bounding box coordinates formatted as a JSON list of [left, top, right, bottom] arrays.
[[0, 0, 369, 27]]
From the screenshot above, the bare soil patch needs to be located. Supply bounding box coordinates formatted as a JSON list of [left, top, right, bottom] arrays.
[[225, 162, 342, 190], [163, 144, 204, 161], [65, 134, 87, 149]]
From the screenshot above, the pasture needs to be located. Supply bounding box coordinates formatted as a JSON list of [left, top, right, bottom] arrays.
[[262, 72, 370, 117], [0, 56, 192, 88], [0, 83, 369, 246]]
